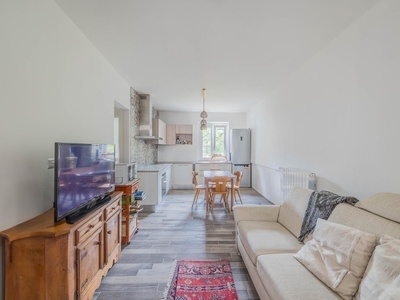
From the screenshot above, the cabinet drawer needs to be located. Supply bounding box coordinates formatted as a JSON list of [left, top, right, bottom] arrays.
[[131, 181, 139, 194], [104, 198, 121, 220], [75, 212, 103, 245]]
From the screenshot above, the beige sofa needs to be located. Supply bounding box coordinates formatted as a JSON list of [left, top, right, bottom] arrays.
[[233, 187, 400, 299]]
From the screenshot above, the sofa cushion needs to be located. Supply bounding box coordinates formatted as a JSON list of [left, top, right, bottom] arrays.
[[257, 253, 341, 300], [328, 203, 400, 239], [233, 204, 280, 225], [355, 235, 400, 300], [355, 193, 400, 223], [293, 219, 377, 300], [237, 221, 302, 265], [278, 187, 313, 238]]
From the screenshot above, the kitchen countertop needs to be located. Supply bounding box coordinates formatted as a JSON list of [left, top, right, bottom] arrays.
[[158, 161, 232, 164], [194, 161, 231, 164], [137, 163, 173, 172]]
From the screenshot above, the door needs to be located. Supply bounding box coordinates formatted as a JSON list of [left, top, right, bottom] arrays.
[[195, 163, 212, 184], [229, 129, 251, 164], [166, 125, 176, 144], [172, 164, 193, 189], [104, 210, 121, 264], [76, 227, 103, 298]]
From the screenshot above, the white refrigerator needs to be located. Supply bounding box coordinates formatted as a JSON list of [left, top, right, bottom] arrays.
[[229, 129, 251, 187]]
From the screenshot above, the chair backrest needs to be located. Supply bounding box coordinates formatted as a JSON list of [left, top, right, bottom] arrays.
[[234, 171, 243, 187], [192, 171, 199, 187], [210, 176, 230, 192], [210, 154, 228, 162]]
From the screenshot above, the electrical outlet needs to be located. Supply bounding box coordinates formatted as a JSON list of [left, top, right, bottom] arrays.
[[47, 158, 55, 169]]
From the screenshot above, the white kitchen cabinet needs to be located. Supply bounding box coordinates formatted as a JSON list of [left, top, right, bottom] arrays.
[[172, 163, 194, 189], [137, 165, 172, 211], [137, 171, 160, 207], [216, 163, 232, 172], [195, 163, 211, 184], [165, 165, 172, 191]]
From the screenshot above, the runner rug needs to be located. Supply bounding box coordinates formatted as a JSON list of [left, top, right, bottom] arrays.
[[163, 259, 238, 300]]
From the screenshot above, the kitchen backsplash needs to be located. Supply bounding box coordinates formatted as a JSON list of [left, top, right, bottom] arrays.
[[130, 87, 158, 164]]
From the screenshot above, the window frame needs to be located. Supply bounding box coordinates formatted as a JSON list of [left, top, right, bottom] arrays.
[[200, 122, 229, 159]]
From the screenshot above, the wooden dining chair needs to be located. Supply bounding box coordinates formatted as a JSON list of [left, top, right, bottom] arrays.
[[208, 176, 230, 212], [191, 171, 208, 207], [227, 171, 244, 204]]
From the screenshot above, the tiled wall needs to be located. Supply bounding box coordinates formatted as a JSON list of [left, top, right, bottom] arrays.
[[130, 87, 158, 164]]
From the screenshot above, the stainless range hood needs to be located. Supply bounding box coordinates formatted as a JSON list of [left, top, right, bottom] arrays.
[[135, 94, 161, 140]]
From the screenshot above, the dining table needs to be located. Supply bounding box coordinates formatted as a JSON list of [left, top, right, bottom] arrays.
[[203, 170, 236, 212]]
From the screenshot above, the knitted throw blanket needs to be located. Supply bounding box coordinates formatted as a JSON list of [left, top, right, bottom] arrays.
[[298, 190, 359, 243]]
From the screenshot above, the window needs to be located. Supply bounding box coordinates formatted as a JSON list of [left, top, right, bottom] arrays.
[[200, 122, 228, 159]]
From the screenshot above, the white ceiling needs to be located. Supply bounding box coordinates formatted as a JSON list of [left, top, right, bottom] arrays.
[[54, 0, 379, 113]]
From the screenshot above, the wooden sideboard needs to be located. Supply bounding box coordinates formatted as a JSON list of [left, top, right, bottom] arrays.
[[0, 191, 123, 300], [114, 178, 140, 244]]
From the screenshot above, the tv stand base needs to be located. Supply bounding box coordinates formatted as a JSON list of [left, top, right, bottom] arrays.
[[0, 191, 122, 300]]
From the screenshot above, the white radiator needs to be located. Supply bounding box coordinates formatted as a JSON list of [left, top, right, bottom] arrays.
[[279, 167, 317, 202]]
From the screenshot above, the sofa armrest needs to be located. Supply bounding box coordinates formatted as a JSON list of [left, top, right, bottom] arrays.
[[233, 204, 280, 225]]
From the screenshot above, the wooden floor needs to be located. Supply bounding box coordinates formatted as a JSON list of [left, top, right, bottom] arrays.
[[94, 188, 272, 300]]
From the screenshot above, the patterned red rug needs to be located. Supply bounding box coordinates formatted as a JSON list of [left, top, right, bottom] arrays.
[[163, 259, 238, 300]]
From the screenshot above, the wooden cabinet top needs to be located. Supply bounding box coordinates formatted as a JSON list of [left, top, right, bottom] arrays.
[[0, 191, 123, 243], [114, 178, 140, 188], [175, 124, 193, 134]]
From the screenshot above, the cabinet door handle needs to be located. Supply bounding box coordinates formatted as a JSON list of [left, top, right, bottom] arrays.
[[81, 278, 88, 289], [84, 224, 95, 234], [81, 250, 88, 260], [107, 230, 112, 234]]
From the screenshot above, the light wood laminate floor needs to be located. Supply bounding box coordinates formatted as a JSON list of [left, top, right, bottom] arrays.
[[94, 188, 272, 300]]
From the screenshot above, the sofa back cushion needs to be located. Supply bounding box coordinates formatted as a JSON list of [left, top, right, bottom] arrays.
[[278, 187, 313, 238], [294, 219, 377, 300], [329, 204, 400, 239], [355, 235, 400, 300], [355, 193, 400, 223]]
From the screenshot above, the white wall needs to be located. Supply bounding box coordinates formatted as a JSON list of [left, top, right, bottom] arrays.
[[158, 111, 247, 162], [0, 0, 130, 228], [0, 1, 130, 297], [250, 0, 400, 204]]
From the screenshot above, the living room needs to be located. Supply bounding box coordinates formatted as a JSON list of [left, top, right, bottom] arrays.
[[1, 0, 399, 299]]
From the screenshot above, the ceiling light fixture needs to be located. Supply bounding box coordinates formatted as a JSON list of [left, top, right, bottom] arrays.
[[200, 88, 208, 130]]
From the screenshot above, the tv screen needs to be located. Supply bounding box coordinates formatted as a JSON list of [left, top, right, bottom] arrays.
[[54, 142, 115, 223]]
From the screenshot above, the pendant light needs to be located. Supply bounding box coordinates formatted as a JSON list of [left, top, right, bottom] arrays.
[[200, 88, 208, 130]]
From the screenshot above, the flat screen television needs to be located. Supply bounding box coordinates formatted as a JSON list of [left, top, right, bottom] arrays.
[[54, 142, 115, 223]]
